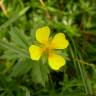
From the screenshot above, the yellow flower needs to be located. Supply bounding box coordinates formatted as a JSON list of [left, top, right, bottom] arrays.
[[29, 26, 69, 70]]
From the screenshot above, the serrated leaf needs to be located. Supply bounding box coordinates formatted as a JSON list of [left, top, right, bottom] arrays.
[[31, 61, 49, 86], [0, 39, 29, 59], [9, 27, 29, 49], [10, 59, 33, 77]]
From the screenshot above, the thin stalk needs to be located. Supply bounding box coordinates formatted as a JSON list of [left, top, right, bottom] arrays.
[[72, 39, 93, 95], [71, 39, 88, 94], [78, 51, 93, 95]]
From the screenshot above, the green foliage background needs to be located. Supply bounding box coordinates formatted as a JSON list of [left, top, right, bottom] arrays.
[[0, 0, 96, 96]]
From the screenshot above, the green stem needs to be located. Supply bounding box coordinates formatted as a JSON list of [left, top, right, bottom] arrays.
[[71, 39, 93, 95]]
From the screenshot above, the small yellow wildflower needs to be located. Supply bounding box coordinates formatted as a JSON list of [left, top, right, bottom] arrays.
[[29, 26, 69, 70]]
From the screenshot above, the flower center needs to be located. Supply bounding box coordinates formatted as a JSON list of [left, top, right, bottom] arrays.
[[42, 41, 52, 54]]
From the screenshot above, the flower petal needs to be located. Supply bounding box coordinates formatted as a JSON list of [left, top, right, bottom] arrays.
[[29, 45, 43, 60], [51, 33, 69, 49], [48, 53, 66, 70], [36, 26, 50, 44]]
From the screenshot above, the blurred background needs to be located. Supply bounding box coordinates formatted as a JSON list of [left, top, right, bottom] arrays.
[[0, 0, 96, 96]]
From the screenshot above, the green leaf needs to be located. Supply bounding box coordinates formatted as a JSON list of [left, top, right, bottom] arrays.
[[10, 59, 33, 77], [31, 61, 49, 86], [19, 86, 30, 96], [9, 27, 29, 49], [0, 6, 30, 31], [0, 39, 29, 59]]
